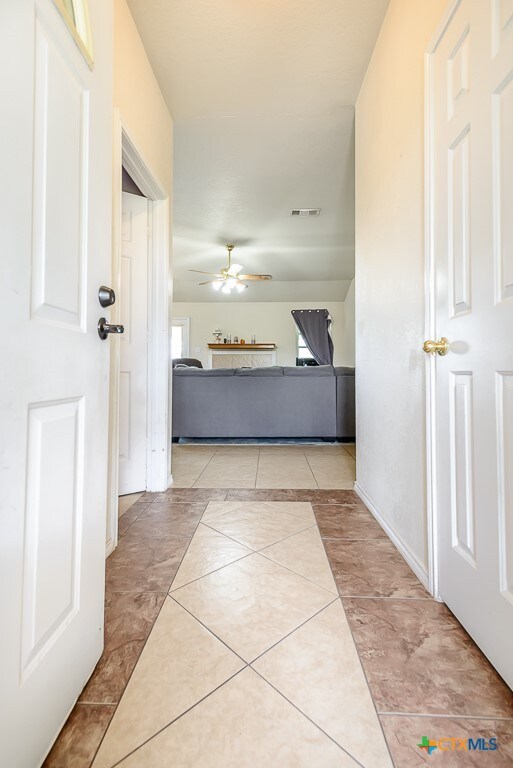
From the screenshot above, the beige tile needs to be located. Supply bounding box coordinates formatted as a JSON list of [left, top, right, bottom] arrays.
[[256, 454, 318, 489], [343, 443, 356, 459], [201, 500, 254, 522], [262, 501, 316, 523], [194, 454, 258, 488], [172, 445, 217, 457], [117, 668, 358, 767], [307, 454, 356, 489], [253, 601, 392, 768], [170, 524, 252, 591], [170, 474, 196, 489], [171, 453, 216, 488], [261, 526, 337, 593], [205, 502, 314, 550], [202, 500, 315, 525], [213, 446, 261, 455], [92, 599, 244, 768], [303, 445, 348, 455], [258, 445, 309, 455], [172, 553, 335, 662], [171, 455, 215, 473], [118, 493, 143, 517]]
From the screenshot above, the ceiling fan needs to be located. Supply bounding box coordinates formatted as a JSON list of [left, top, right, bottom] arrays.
[[189, 244, 272, 295]]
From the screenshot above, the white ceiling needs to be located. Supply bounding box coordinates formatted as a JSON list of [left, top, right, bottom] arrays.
[[127, 0, 389, 302]]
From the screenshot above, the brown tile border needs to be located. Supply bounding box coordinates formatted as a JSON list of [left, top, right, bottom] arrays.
[[324, 538, 430, 599], [78, 592, 166, 705], [379, 715, 513, 767], [313, 503, 387, 539], [43, 703, 115, 768], [151, 489, 228, 502], [47, 494, 203, 765], [342, 597, 513, 719], [226, 489, 361, 503], [310, 497, 513, 763]]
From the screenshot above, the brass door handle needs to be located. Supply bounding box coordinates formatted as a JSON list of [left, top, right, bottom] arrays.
[[423, 337, 449, 356]]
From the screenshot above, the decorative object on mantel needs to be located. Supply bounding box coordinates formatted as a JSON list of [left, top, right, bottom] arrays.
[[189, 244, 273, 295], [207, 343, 276, 350], [212, 329, 222, 344], [240, 339, 246, 344]]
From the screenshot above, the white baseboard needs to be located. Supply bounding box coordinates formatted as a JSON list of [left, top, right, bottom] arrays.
[[105, 536, 116, 558], [167, 474, 174, 488], [354, 482, 431, 592]]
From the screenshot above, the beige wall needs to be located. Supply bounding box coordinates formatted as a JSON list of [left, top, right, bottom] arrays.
[[355, 0, 447, 575], [172, 301, 352, 368], [114, 0, 173, 194], [339, 278, 355, 367]]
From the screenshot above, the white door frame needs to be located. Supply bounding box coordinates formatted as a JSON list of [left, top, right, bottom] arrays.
[[106, 110, 170, 554], [424, 0, 461, 600]]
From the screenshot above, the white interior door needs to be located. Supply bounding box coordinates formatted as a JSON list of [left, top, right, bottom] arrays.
[[118, 191, 149, 495], [430, 0, 513, 688], [0, 1, 113, 764]]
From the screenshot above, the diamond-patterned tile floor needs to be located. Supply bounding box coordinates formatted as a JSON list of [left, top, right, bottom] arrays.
[[91, 500, 393, 767], [46, 480, 513, 767]]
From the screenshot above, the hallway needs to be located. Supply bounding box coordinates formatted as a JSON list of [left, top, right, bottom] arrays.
[[45, 458, 513, 767]]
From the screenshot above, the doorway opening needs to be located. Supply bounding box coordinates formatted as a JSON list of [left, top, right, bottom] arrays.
[[106, 112, 170, 555]]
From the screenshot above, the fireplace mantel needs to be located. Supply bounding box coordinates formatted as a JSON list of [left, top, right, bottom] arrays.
[[207, 343, 277, 369]]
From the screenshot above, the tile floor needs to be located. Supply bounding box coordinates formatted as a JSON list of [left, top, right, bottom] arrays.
[[44, 448, 513, 767], [170, 442, 356, 489]]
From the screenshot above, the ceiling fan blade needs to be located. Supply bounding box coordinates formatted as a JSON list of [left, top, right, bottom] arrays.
[[189, 269, 223, 276], [198, 280, 218, 286], [238, 274, 273, 281]]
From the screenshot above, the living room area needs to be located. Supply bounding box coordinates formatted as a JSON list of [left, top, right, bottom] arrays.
[[169, 103, 356, 488]]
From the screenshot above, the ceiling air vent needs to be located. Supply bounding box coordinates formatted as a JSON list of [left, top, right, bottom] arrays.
[[291, 208, 321, 217]]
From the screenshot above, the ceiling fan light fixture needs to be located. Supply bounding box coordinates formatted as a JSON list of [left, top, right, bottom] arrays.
[[190, 244, 272, 292]]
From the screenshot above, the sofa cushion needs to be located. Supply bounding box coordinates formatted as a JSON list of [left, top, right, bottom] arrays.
[[235, 366, 284, 376], [334, 366, 355, 376], [173, 367, 235, 377], [283, 365, 334, 376]]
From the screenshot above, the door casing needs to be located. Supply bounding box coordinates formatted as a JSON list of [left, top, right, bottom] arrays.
[[106, 112, 171, 555]]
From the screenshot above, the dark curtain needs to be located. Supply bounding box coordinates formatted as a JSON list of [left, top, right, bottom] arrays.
[[291, 309, 334, 365]]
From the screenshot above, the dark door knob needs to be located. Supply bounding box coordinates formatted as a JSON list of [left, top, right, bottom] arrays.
[[98, 285, 116, 307], [98, 317, 124, 340]]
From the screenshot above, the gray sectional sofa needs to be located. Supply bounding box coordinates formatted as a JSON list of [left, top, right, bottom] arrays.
[[172, 365, 355, 441]]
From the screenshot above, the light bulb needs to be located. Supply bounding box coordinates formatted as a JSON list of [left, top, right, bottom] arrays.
[[226, 278, 237, 289], [222, 284, 231, 294], [227, 263, 243, 276], [236, 282, 246, 293], [212, 280, 222, 291]]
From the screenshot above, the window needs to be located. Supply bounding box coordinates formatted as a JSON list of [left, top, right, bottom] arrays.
[[53, 0, 94, 68], [297, 333, 311, 359], [171, 317, 190, 359]]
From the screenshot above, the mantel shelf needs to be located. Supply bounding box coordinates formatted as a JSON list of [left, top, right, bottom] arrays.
[[207, 343, 277, 350]]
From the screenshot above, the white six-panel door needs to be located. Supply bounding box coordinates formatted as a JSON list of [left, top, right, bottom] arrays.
[[0, 1, 113, 764], [118, 191, 149, 495], [430, 0, 513, 687]]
